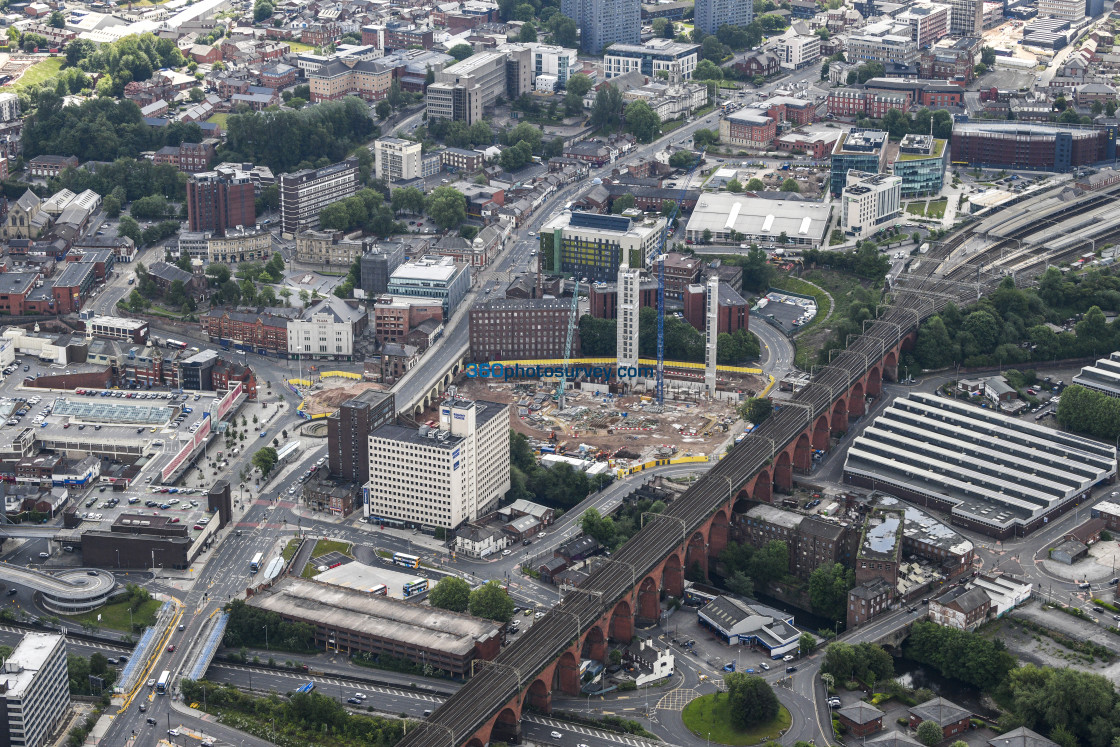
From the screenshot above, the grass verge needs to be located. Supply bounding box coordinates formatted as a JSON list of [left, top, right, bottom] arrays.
[[13, 57, 63, 90], [280, 538, 301, 564], [926, 198, 947, 219], [310, 539, 352, 557], [64, 598, 161, 632], [285, 40, 318, 53], [681, 694, 791, 745], [301, 538, 352, 578], [905, 201, 926, 217]]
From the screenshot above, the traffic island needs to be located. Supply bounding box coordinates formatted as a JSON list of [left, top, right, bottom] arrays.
[[681, 693, 791, 746]]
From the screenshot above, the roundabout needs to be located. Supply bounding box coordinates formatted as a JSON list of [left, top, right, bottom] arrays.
[[681, 693, 793, 746]]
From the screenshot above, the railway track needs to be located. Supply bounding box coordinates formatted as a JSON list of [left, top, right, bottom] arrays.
[[401, 195, 1103, 747]]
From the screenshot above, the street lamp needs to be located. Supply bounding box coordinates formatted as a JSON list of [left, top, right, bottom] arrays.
[[262, 625, 269, 650]]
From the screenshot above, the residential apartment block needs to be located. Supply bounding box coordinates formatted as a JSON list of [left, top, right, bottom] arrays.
[[328, 390, 396, 485], [0, 633, 69, 747], [279, 158, 360, 236], [562, 0, 641, 54], [604, 39, 699, 80], [841, 171, 902, 240], [366, 398, 510, 529], [694, 0, 753, 35], [538, 211, 666, 283], [186, 169, 256, 235], [776, 30, 820, 69], [374, 137, 423, 182], [308, 58, 393, 103]]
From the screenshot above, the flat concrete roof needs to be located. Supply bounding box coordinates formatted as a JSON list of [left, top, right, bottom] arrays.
[[0, 633, 64, 698], [249, 577, 501, 656]]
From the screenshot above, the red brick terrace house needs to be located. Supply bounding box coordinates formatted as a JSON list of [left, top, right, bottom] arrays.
[[908, 697, 971, 740]]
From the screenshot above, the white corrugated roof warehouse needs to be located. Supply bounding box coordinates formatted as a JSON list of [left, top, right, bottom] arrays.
[[684, 193, 832, 247]]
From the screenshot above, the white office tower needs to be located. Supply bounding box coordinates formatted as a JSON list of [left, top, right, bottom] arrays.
[[705, 275, 719, 397], [366, 398, 510, 529], [0, 633, 69, 747], [617, 263, 641, 379]]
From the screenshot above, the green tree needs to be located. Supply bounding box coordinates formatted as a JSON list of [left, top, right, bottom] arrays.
[[102, 193, 121, 219], [518, 23, 538, 42], [740, 245, 774, 292], [428, 577, 471, 612], [375, 100, 392, 120], [738, 397, 772, 425], [624, 100, 661, 143], [580, 507, 616, 547], [724, 673, 779, 728], [808, 563, 855, 621], [917, 720, 943, 747], [694, 59, 724, 81], [746, 177, 765, 191], [548, 14, 578, 47], [118, 216, 142, 244], [253, 1, 273, 21], [590, 84, 624, 131], [799, 632, 818, 657], [448, 43, 474, 61], [749, 540, 788, 579], [981, 46, 996, 66], [726, 570, 754, 598], [566, 73, 593, 97], [468, 580, 515, 622], [727, 178, 743, 193], [779, 177, 800, 193], [425, 185, 467, 229], [669, 150, 696, 168], [611, 193, 636, 214], [252, 447, 278, 476]]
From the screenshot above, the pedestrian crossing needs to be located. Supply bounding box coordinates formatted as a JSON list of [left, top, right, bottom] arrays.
[[525, 715, 668, 747]]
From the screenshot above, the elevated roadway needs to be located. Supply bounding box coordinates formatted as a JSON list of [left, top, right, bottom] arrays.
[[0, 562, 116, 613]]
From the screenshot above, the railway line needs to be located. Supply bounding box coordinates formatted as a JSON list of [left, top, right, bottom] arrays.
[[401, 187, 1110, 747]]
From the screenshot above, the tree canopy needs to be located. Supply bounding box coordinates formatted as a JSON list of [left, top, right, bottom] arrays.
[[724, 673, 780, 728], [468, 580, 515, 622], [428, 577, 471, 613], [219, 97, 376, 173]]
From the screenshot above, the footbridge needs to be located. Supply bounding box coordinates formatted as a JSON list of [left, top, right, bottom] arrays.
[[400, 188, 1108, 747]]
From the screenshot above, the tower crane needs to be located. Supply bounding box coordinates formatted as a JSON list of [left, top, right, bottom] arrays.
[[558, 279, 580, 411], [648, 146, 706, 407]]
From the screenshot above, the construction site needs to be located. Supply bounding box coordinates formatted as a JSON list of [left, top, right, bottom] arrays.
[[456, 372, 757, 474]]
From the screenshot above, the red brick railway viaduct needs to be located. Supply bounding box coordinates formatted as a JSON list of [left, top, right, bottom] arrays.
[[457, 334, 915, 747]]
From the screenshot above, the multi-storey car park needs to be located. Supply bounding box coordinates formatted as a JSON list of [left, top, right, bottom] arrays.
[[843, 393, 1116, 538], [397, 181, 1120, 747]]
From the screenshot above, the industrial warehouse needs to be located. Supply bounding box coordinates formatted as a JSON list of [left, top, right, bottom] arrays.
[[842, 393, 1116, 538], [246, 577, 502, 677]]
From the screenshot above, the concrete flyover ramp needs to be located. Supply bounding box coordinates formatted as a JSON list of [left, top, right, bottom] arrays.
[[0, 562, 117, 613]]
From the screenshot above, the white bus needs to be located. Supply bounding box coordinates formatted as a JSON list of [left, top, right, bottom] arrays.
[[156, 670, 170, 695], [250, 553, 263, 573]]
